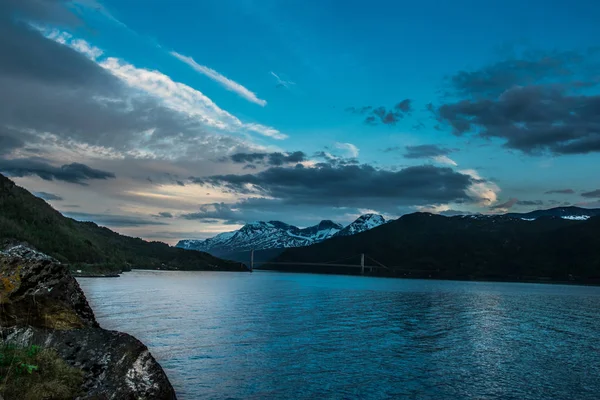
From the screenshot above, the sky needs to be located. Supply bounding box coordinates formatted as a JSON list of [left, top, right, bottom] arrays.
[[2, 0, 600, 244]]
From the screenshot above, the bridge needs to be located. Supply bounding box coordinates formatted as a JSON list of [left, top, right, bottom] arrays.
[[249, 249, 391, 275]]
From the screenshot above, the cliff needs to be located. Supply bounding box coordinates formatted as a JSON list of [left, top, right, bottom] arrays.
[[0, 245, 177, 399]]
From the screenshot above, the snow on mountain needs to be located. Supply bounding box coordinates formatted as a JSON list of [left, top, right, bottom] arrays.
[[506, 206, 600, 220], [176, 215, 386, 256], [333, 214, 386, 237]]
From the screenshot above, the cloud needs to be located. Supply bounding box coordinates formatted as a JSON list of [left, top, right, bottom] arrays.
[[191, 164, 478, 208], [33, 191, 63, 201], [516, 200, 544, 206], [437, 48, 600, 155], [448, 49, 594, 98], [334, 142, 359, 158], [156, 211, 174, 218], [395, 99, 412, 112], [490, 198, 518, 210], [0, 158, 115, 185], [171, 51, 267, 106], [345, 106, 372, 114], [228, 151, 306, 166], [347, 100, 412, 126], [460, 169, 499, 205], [403, 145, 454, 159], [545, 188, 575, 194], [0, 133, 24, 155], [581, 189, 600, 198], [386, 145, 458, 166], [437, 85, 600, 155], [0, 19, 271, 165], [270, 71, 295, 89], [64, 211, 170, 227], [182, 202, 244, 224]]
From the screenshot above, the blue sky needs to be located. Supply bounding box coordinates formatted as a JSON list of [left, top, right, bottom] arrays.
[[2, 0, 600, 243]]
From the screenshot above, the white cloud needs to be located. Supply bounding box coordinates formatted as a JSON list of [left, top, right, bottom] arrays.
[[461, 169, 500, 205], [334, 142, 359, 158], [433, 155, 458, 166], [43, 31, 286, 141], [171, 51, 267, 107], [270, 71, 295, 88], [70, 38, 103, 59]]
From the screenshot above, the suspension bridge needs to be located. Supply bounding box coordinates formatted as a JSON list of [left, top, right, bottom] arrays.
[[248, 249, 392, 275]]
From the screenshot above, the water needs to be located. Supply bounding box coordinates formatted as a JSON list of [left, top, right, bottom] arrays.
[[77, 270, 600, 399]]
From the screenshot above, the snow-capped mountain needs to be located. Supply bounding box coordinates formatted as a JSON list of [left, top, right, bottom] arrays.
[[506, 206, 600, 221], [177, 220, 343, 256], [333, 214, 386, 237], [176, 214, 386, 256]]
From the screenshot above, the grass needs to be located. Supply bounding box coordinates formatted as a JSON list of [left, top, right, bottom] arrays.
[[0, 343, 83, 400]]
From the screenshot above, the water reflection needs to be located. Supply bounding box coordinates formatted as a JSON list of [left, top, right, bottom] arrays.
[[78, 271, 600, 399]]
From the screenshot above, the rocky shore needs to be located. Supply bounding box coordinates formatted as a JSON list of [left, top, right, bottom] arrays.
[[0, 245, 177, 399]]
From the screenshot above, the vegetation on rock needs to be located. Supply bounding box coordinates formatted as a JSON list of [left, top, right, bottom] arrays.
[[0, 343, 83, 400]]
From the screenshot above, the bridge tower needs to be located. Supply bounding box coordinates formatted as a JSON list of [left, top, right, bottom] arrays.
[[250, 249, 254, 270], [360, 253, 365, 275]]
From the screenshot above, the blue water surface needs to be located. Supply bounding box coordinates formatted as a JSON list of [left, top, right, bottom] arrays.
[[78, 271, 600, 399]]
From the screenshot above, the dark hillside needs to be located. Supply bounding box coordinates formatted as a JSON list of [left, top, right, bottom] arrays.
[[0, 173, 245, 272], [268, 213, 600, 282]]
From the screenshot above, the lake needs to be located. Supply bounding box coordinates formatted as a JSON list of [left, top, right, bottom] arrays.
[[77, 270, 600, 399]]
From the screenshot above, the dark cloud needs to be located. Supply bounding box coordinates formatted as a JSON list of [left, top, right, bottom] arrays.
[[402, 145, 455, 159], [1, 0, 81, 26], [437, 48, 600, 155], [347, 100, 412, 126], [191, 164, 476, 209], [490, 198, 518, 210], [437, 85, 600, 155], [64, 212, 170, 227], [395, 99, 412, 112], [33, 191, 63, 201], [0, 158, 115, 185], [345, 106, 373, 114], [0, 6, 255, 167], [228, 151, 307, 166], [0, 133, 24, 155], [230, 153, 266, 164], [182, 202, 244, 224], [448, 50, 593, 98], [156, 212, 174, 218], [545, 189, 575, 194], [516, 200, 544, 206], [313, 151, 359, 167], [581, 189, 600, 198], [182, 197, 393, 227], [243, 164, 257, 170]]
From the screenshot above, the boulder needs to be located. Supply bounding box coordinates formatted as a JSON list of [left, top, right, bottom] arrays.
[[0, 246, 177, 399]]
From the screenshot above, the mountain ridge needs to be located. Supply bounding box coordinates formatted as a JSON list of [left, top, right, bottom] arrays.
[[265, 211, 600, 283], [176, 214, 386, 256]]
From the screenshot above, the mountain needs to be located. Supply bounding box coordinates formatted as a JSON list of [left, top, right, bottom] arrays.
[[176, 214, 387, 258], [334, 213, 386, 237], [0, 173, 245, 273], [506, 206, 600, 220], [177, 219, 344, 256], [265, 212, 600, 283]]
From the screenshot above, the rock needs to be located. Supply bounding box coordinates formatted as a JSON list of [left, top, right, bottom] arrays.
[[0, 246, 177, 399]]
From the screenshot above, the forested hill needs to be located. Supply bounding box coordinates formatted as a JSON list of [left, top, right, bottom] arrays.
[[0, 173, 245, 272], [268, 213, 600, 283]]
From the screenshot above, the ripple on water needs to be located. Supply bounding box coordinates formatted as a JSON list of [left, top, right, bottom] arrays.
[[78, 271, 600, 400]]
